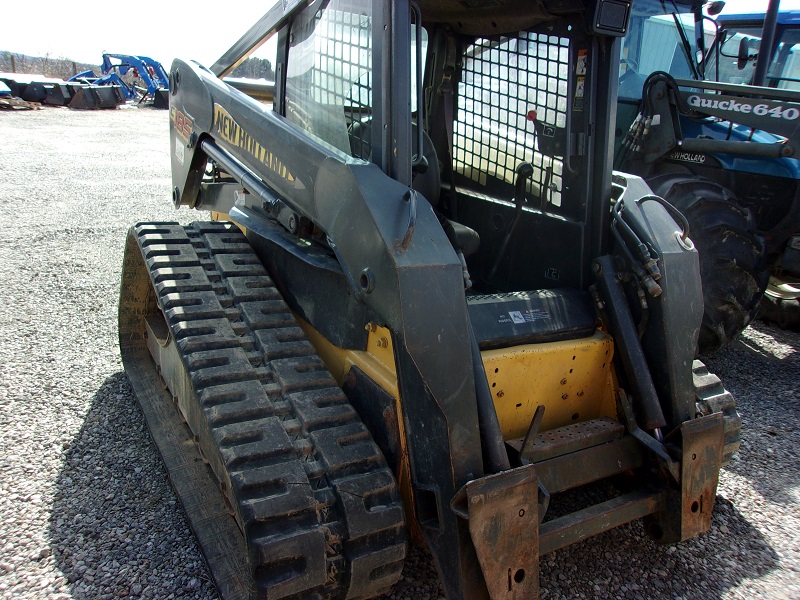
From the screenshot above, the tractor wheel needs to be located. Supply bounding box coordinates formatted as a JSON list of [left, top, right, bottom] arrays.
[[647, 174, 768, 355], [758, 277, 800, 330]]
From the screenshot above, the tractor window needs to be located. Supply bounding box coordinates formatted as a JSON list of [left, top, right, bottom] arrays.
[[619, 0, 743, 100], [619, 12, 707, 100], [711, 26, 762, 85], [710, 25, 800, 89], [286, 0, 373, 157], [769, 29, 800, 90], [455, 33, 569, 208]]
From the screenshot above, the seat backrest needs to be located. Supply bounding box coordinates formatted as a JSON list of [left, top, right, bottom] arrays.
[[348, 121, 441, 207]]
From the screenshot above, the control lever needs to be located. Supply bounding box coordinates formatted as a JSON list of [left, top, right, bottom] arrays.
[[514, 162, 535, 205], [488, 162, 534, 281]]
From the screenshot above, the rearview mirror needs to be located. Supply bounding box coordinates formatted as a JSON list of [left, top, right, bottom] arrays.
[[737, 36, 752, 70]]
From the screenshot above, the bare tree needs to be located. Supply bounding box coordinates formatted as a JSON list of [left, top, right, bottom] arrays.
[[230, 57, 275, 81]]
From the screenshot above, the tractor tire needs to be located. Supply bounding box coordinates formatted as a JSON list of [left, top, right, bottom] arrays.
[[647, 174, 768, 355], [692, 360, 741, 467], [758, 278, 800, 330]]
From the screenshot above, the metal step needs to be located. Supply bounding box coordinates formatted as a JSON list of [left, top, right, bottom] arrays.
[[508, 417, 625, 463], [508, 418, 644, 496], [535, 435, 644, 495]]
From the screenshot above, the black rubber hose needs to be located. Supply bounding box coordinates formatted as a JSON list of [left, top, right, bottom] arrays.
[[468, 323, 511, 473], [594, 255, 667, 431]]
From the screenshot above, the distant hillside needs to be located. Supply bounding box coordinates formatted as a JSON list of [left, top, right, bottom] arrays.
[[0, 51, 99, 80]]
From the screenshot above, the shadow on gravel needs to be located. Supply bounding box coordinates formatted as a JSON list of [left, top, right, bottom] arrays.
[[378, 486, 780, 600], [47, 372, 217, 599], [537, 495, 779, 599], [706, 321, 800, 507], [46, 341, 793, 600]]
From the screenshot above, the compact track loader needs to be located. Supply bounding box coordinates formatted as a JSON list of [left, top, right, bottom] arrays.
[[118, 0, 741, 598]]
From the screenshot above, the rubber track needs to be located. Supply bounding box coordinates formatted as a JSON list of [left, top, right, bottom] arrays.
[[130, 221, 406, 599], [692, 360, 741, 467]]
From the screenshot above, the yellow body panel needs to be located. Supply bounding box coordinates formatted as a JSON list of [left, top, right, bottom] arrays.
[[211, 211, 246, 235], [295, 317, 618, 539], [482, 331, 618, 439], [298, 316, 617, 441], [297, 320, 398, 395]]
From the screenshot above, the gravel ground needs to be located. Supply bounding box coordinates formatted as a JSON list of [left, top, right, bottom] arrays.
[[0, 106, 798, 600]]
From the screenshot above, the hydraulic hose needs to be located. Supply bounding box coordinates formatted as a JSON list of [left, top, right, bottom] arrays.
[[468, 323, 511, 474], [594, 255, 667, 431]]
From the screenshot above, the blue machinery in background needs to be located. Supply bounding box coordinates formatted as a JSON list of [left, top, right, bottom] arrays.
[[101, 54, 169, 103], [615, 0, 800, 350], [68, 70, 136, 100], [68, 53, 170, 108]]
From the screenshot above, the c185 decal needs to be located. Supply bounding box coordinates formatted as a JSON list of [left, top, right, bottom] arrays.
[[170, 106, 193, 141]]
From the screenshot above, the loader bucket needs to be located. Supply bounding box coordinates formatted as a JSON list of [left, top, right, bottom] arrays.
[[152, 88, 169, 109], [94, 86, 125, 108], [22, 83, 47, 103], [0, 78, 24, 98], [69, 85, 125, 109], [43, 83, 73, 106], [68, 86, 98, 109]]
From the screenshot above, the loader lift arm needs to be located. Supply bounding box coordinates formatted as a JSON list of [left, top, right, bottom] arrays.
[[169, 46, 505, 600]]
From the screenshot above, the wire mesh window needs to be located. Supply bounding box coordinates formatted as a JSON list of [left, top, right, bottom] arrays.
[[454, 33, 570, 207], [286, 0, 372, 157]]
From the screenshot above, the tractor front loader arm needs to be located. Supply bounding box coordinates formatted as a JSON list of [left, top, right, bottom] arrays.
[[627, 74, 800, 165]]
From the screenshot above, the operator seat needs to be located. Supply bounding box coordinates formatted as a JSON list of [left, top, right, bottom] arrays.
[[348, 120, 480, 256]]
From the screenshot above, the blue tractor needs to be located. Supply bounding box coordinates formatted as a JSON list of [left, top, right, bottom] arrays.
[[68, 70, 137, 100], [101, 53, 169, 107], [69, 54, 170, 108], [616, 0, 800, 352]]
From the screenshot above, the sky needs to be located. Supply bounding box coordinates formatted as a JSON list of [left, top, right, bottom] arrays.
[[2, 0, 800, 72], [714, 0, 800, 14], [2, 0, 280, 70]]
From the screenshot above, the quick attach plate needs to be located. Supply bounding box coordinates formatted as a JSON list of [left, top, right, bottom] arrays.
[[451, 465, 539, 599], [646, 411, 724, 543], [678, 412, 724, 540]]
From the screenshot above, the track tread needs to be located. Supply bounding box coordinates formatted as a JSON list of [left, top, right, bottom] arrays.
[[692, 360, 741, 466], [128, 221, 406, 599]]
